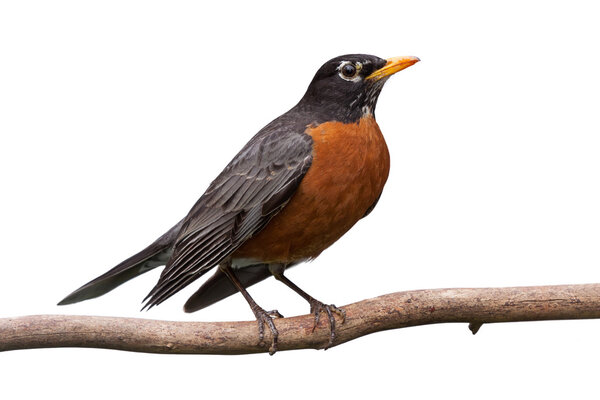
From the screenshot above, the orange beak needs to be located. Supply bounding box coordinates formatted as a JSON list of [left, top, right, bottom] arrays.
[[366, 56, 420, 81]]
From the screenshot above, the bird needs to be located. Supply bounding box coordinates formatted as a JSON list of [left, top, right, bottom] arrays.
[[58, 53, 420, 354]]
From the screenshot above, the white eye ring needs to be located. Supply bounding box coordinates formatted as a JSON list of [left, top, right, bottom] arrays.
[[338, 61, 362, 82]]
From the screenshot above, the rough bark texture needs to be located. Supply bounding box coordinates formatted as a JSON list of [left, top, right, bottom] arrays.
[[1, 283, 599, 355]]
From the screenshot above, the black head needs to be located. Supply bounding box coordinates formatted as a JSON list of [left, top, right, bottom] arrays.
[[296, 54, 419, 123]]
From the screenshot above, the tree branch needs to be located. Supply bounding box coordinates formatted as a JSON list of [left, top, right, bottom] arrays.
[[1, 283, 599, 354]]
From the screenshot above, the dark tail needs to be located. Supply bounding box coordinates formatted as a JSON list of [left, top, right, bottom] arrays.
[[183, 262, 298, 313], [57, 219, 184, 306], [183, 264, 272, 313]]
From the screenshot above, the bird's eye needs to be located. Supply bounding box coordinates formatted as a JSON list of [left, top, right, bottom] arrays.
[[338, 61, 362, 80], [342, 64, 356, 77]]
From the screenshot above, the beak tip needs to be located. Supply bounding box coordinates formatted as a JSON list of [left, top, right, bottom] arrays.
[[403, 56, 420, 64]]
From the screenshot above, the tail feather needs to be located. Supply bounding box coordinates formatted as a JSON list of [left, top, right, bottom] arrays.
[[57, 219, 184, 306], [183, 264, 273, 313]]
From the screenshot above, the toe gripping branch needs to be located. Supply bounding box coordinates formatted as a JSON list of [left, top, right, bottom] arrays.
[[271, 269, 346, 350], [220, 263, 281, 354]]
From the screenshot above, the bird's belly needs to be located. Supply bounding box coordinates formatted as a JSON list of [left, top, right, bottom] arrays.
[[233, 115, 390, 263]]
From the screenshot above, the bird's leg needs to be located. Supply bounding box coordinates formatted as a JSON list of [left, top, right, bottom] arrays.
[[269, 265, 345, 349], [219, 262, 281, 355]]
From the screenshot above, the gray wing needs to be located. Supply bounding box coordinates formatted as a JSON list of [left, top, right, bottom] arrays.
[[143, 130, 313, 309]]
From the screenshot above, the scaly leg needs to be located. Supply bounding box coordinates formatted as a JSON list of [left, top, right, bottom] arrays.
[[220, 262, 282, 355], [269, 264, 345, 349]]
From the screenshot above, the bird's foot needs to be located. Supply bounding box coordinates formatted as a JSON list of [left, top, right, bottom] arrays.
[[309, 300, 346, 349], [252, 307, 282, 355]]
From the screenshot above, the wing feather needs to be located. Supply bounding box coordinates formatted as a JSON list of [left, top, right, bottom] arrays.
[[143, 129, 313, 309]]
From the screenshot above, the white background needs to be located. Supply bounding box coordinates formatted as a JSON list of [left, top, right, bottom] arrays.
[[1, 1, 599, 398]]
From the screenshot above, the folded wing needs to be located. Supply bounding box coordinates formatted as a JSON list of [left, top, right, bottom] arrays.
[[143, 130, 313, 309]]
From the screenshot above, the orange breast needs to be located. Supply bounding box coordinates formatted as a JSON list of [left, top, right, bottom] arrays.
[[233, 115, 390, 263]]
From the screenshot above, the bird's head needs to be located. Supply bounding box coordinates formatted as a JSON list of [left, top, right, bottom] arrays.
[[297, 54, 419, 122]]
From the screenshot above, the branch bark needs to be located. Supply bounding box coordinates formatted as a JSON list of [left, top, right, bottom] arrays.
[[1, 283, 599, 355]]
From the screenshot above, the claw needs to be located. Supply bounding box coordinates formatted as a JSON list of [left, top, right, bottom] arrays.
[[270, 270, 346, 351], [309, 300, 346, 349], [220, 264, 281, 355], [253, 307, 279, 355], [266, 309, 284, 319]]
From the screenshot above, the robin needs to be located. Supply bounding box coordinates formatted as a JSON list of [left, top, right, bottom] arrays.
[[59, 54, 420, 354]]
